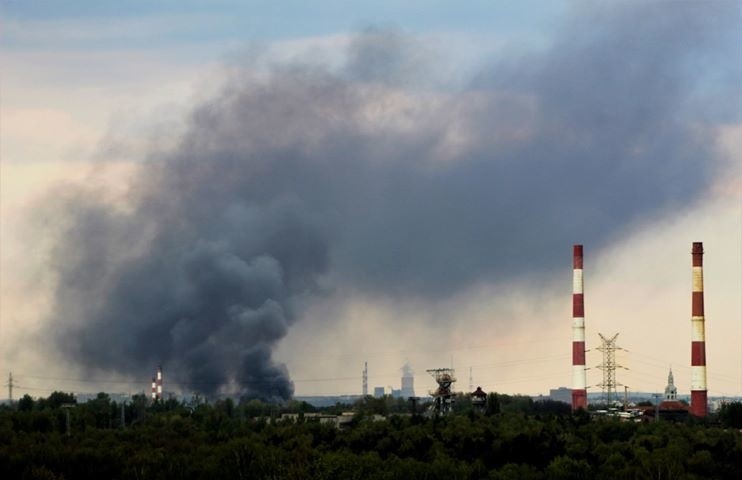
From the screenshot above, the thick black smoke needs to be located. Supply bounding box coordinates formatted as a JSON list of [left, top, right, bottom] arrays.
[[45, 3, 738, 399]]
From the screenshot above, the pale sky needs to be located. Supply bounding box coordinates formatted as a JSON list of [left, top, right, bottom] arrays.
[[1, 0, 740, 400]]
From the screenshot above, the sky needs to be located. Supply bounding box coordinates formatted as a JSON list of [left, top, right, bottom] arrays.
[[1, 0, 740, 402]]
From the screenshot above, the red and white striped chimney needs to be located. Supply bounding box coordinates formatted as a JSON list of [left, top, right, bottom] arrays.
[[151, 376, 157, 401], [572, 245, 587, 410], [690, 242, 707, 417], [156, 365, 163, 399]]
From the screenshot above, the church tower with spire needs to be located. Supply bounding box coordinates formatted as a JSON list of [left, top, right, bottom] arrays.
[[656, 367, 688, 421], [664, 369, 677, 401]]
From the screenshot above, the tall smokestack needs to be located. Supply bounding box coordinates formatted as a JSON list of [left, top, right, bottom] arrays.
[[572, 245, 587, 410], [151, 376, 157, 401], [156, 365, 163, 399], [690, 242, 707, 417]]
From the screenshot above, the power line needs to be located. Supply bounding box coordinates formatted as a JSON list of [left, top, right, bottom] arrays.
[[303, 337, 567, 360]]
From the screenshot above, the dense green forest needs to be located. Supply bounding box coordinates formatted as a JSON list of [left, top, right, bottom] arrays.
[[1, 392, 741, 479]]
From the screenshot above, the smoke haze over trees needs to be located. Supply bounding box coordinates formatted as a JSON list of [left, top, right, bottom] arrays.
[[42, 3, 739, 399]]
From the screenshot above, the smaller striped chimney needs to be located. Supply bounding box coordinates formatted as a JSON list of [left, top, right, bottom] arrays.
[[690, 242, 707, 417], [572, 245, 587, 411], [156, 366, 163, 399], [151, 377, 157, 401]]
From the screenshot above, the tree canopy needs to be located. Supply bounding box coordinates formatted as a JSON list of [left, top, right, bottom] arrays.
[[0, 393, 740, 479]]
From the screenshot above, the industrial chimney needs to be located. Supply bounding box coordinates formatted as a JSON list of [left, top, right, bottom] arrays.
[[690, 242, 707, 417], [156, 365, 163, 400], [572, 245, 587, 411], [151, 365, 163, 401]]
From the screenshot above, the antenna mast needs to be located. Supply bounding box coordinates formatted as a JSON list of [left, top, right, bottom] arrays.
[[362, 362, 368, 397]]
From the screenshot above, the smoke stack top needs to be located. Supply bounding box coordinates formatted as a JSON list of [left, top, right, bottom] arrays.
[[573, 245, 583, 269], [692, 242, 704, 265]]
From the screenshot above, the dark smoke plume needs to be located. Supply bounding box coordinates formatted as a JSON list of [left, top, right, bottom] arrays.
[[45, 3, 738, 399]]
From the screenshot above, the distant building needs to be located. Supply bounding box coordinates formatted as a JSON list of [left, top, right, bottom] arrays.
[[549, 387, 572, 405], [373, 387, 385, 398], [401, 363, 415, 398]]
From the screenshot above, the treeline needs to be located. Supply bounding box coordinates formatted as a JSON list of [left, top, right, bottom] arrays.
[[0, 392, 741, 479]]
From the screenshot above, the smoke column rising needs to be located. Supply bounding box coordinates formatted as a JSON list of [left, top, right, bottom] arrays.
[[43, 3, 738, 399]]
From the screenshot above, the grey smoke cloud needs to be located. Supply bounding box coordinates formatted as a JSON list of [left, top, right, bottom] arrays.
[[45, 3, 738, 399]]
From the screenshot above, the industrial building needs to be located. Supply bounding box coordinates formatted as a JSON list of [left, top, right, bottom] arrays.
[[549, 387, 571, 405]]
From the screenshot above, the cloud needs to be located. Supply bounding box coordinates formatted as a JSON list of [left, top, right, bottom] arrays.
[[39, 2, 739, 399]]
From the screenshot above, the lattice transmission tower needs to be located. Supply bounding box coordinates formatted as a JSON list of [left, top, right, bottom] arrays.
[[596, 333, 626, 405]]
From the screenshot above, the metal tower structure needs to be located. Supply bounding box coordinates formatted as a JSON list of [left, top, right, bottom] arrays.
[[7, 372, 12, 402], [427, 368, 456, 416], [362, 362, 368, 397], [596, 333, 625, 405], [468, 367, 473, 392]]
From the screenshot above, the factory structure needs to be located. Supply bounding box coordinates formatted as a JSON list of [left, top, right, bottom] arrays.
[[570, 242, 710, 417], [368, 362, 416, 399]]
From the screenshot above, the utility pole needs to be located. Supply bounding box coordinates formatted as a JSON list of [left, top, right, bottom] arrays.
[[469, 367, 473, 392], [623, 385, 629, 410], [61, 404, 76, 436], [7, 372, 12, 402], [362, 362, 368, 397]]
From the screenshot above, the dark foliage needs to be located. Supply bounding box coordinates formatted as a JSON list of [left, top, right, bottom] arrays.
[[0, 393, 740, 479], [718, 402, 742, 429]]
